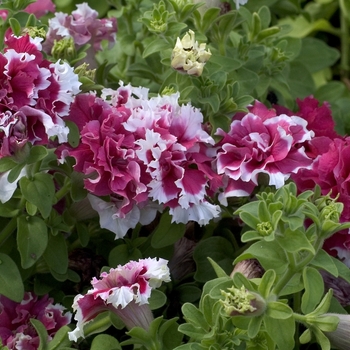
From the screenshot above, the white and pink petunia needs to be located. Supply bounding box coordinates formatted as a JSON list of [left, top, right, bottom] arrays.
[[215, 100, 314, 203], [68, 258, 171, 341], [61, 83, 221, 233]]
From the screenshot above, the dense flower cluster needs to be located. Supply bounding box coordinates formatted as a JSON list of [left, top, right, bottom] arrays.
[[0, 292, 71, 350], [0, 34, 81, 157], [68, 257, 171, 341], [60, 83, 221, 237]]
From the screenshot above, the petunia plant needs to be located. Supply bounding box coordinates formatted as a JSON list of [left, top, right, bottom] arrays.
[[2, 0, 350, 350]]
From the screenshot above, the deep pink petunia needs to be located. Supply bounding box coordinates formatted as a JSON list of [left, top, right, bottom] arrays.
[[215, 101, 314, 202], [60, 83, 221, 234]]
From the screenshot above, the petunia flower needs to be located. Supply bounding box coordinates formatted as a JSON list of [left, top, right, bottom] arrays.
[[44, 2, 117, 61], [68, 258, 171, 341], [59, 82, 221, 234], [215, 100, 314, 204], [0, 34, 80, 157], [25, 0, 56, 18], [0, 292, 71, 350], [171, 30, 211, 76]]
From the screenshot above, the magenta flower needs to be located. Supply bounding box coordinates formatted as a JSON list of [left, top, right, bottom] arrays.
[[0, 34, 80, 158], [68, 257, 171, 341], [0, 292, 71, 350], [25, 0, 56, 18], [59, 83, 221, 236], [44, 3, 117, 53], [215, 100, 314, 203]]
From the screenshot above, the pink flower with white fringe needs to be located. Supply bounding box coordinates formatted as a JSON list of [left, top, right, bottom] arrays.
[[68, 258, 171, 341], [124, 86, 221, 225], [215, 100, 314, 203], [61, 83, 221, 231], [0, 34, 80, 157]]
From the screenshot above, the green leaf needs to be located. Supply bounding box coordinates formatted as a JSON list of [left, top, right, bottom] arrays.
[[91, 334, 121, 350], [9, 17, 21, 35], [207, 256, 229, 278], [83, 311, 112, 339], [48, 325, 72, 350], [65, 121, 80, 148], [235, 240, 288, 274], [239, 211, 260, 229], [159, 318, 183, 350], [0, 157, 17, 172], [8, 163, 25, 183], [17, 215, 48, 269], [264, 315, 295, 350], [308, 290, 333, 317], [30, 319, 48, 350], [108, 244, 142, 267], [301, 266, 325, 314], [181, 302, 209, 330], [200, 7, 221, 33], [177, 323, 207, 340], [0, 253, 24, 302], [296, 37, 340, 73], [266, 301, 293, 319], [20, 173, 55, 219], [194, 236, 235, 282], [143, 39, 170, 58], [43, 233, 68, 275], [166, 21, 188, 36], [247, 316, 263, 338], [234, 67, 259, 95], [151, 211, 186, 248], [26, 146, 49, 164], [332, 257, 350, 284], [276, 227, 315, 254], [149, 289, 167, 310], [258, 269, 276, 298], [176, 284, 202, 303]]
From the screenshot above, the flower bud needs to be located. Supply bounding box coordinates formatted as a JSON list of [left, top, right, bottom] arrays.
[[220, 285, 266, 317], [230, 259, 264, 279], [74, 63, 96, 81], [323, 313, 350, 350], [22, 27, 47, 40], [171, 30, 211, 77], [51, 37, 77, 62]]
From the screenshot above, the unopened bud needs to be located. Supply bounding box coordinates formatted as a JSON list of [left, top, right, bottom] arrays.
[[22, 27, 46, 40], [230, 259, 264, 279], [51, 37, 76, 62], [323, 313, 350, 350], [74, 63, 96, 81]]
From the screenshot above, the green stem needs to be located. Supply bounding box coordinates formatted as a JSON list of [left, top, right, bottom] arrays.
[[55, 181, 71, 202], [271, 266, 295, 296], [0, 217, 18, 247]]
